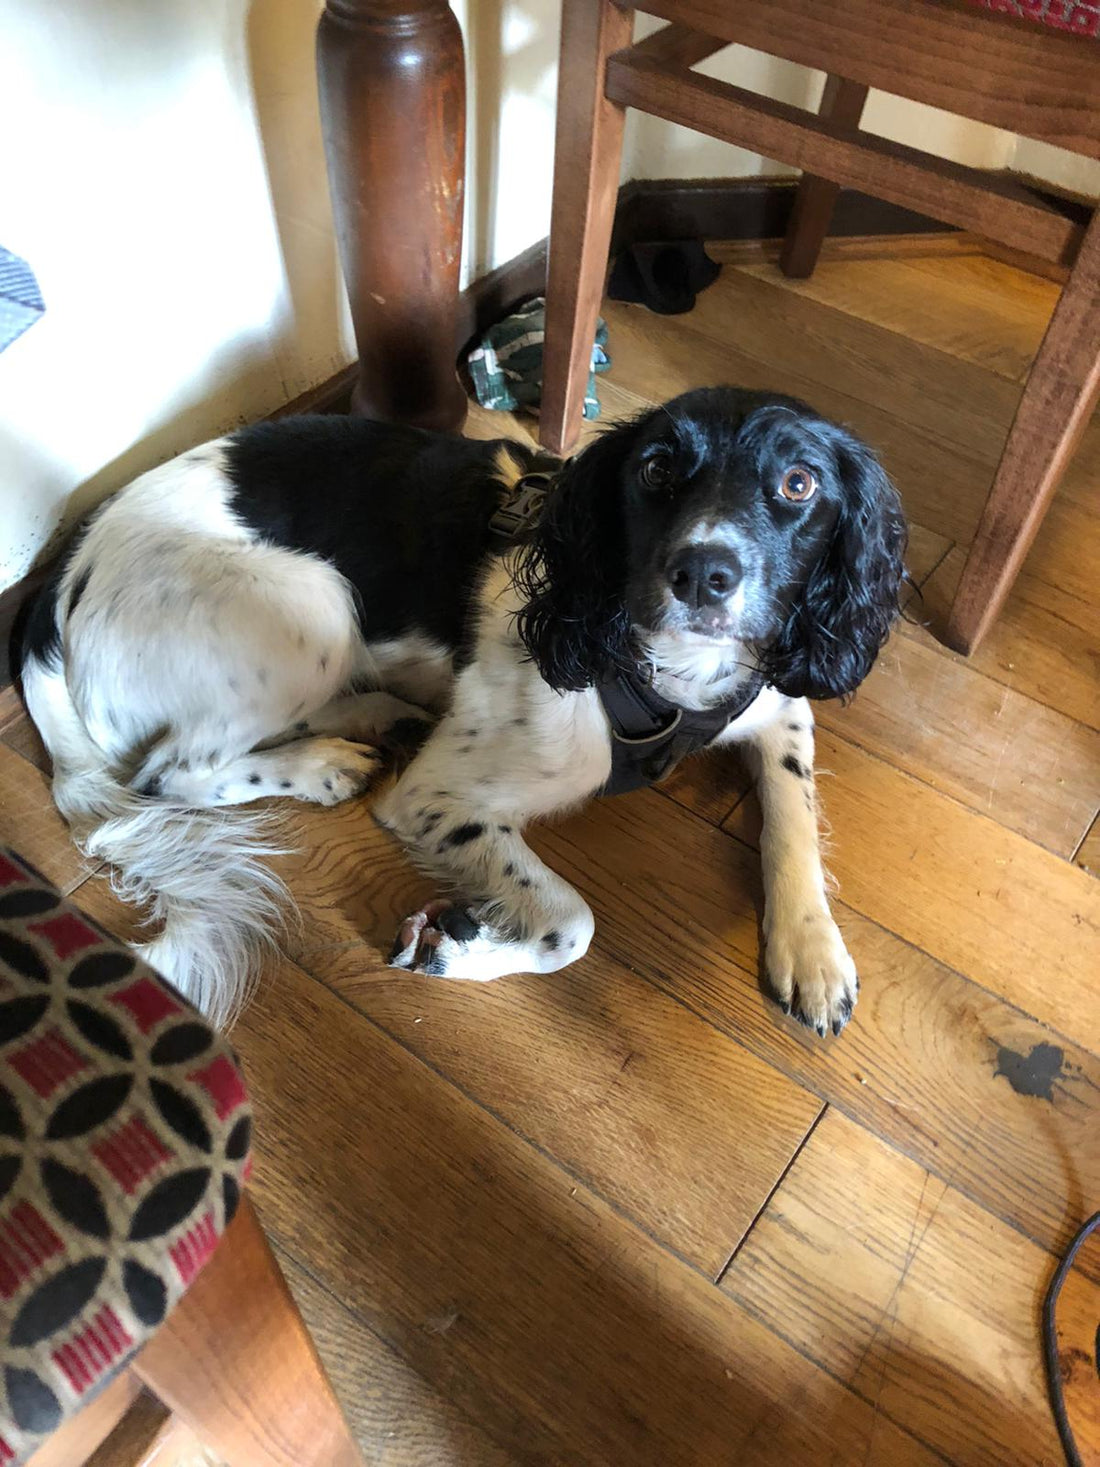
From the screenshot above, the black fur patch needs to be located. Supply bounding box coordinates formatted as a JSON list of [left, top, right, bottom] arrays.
[[781, 754, 809, 779], [67, 567, 92, 619], [541, 931, 560, 951], [440, 822, 484, 848], [248, 773, 261, 785], [223, 415, 522, 653]]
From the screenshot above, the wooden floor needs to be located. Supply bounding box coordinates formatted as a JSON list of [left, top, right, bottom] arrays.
[[2, 238, 1098, 1466]]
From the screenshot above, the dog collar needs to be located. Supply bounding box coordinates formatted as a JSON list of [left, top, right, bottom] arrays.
[[487, 450, 564, 549], [597, 663, 765, 796]]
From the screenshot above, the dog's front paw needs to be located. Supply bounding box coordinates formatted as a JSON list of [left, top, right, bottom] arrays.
[[388, 899, 493, 978], [766, 909, 858, 1037], [294, 739, 384, 805]]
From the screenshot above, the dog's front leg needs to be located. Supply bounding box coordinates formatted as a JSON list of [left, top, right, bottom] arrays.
[[736, 697, 858, 1036], [375, 772, 595, 982]]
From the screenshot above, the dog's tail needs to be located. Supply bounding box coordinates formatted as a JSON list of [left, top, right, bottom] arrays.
[[22, 656, 289, 1028]]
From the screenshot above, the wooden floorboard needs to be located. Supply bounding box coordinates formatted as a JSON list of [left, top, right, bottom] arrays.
[[211, 953, 944, 1467], [725, 730, 1100, 1052], [721, 1108, 1100, 1467], [0, 242, 1095, 1465]]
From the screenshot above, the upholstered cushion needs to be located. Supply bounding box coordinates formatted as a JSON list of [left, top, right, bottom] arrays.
[[963, 0, 1099, 38], [0, 849, 251, 1465]]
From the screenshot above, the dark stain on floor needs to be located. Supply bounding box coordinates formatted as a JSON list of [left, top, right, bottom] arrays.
[[993, 1041, 1065, 1101]]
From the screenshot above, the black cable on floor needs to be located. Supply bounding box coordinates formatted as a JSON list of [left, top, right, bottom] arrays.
[[1043, 1209, 1100, 1467]]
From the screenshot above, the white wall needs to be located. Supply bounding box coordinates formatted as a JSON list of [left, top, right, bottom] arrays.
[[0, 0, 352, 590], [0, 0, 1093, 594]]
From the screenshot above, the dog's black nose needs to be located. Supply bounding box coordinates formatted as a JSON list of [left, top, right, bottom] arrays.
[[666, 545, 742, 609]]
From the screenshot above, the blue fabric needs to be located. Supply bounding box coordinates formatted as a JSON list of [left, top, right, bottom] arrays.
[[0, 247, 45, 354]]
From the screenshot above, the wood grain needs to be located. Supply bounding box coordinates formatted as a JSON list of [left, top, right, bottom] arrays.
[[657, 266, 1095, 511], [818, 628, 1100, 854], [243, 798, 823, 1277], [1078, 816, 1100, 880], [234, 955, 941, 1466], [721, 1109, 1100, 1467], [0, 742, 95, 894], [945, 209, 1100, 654], [779, 76, 869, 279], [724, 730, 1100, 1051], [913, 543, 1099, 729], [316, 0, 468, 432], [525, 793, 1100, 1266], [540, 0, 635, 454], [275, 1247, 519, 1467], [135, 1197, 362, 1466], [605, 50, 1084, 265], [745, 252, 1057, 383], [631, 0, 1100, 155]]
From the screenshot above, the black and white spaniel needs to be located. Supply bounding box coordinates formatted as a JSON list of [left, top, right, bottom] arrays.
[[19, 387, 906, 1032]]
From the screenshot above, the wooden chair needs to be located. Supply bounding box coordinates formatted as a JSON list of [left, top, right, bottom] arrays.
[[539, 0, 1100, 654], [30, 1199, 363, 1467], [0, 846, 362, 1467]]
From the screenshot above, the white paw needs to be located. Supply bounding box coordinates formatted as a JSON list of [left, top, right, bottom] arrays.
[[285, 739, 383, 805], [766, 909, 858, 1037]]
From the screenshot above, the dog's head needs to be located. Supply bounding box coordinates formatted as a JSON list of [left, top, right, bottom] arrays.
[[514, 386, 907, 701]]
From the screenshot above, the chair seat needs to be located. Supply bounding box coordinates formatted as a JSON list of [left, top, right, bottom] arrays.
[[963, 0, 1099, 38], [0, 848, 252, 1465]]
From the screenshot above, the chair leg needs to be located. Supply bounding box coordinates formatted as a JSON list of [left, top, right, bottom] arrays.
[[943, 208, 1100, 655], [133, 1197, 363, 1467], [779, 76, 868, 279], [540, 0, 635, 456]]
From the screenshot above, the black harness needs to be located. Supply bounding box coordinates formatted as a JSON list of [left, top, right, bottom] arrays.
[[488, 457, 765, 797]]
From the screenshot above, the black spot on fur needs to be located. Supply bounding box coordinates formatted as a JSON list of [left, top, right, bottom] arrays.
[[781, 754, 808, 779], [498, 824, 512, 834], [503, 863, 515, 877], [137, 774, 162, 799], [512, 717, 527, 726], [440, 822, 484, 849], [319, 653, 329, 673], [541, 931, 560, 951], [787, 722, 804, 732], [323, 778, 333, 792], [67, 567, 92, 619], [518, 878, 532, 889], [248, 773, 261, 785], [280, 780, 293, 790], [294, 721, 309, 733]]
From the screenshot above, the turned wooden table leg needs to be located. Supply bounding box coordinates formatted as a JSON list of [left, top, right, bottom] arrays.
[[317, 0, 467, 432]]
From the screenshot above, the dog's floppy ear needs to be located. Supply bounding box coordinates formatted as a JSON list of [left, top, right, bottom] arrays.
[[763, 432, 907, 702], [513, 416, 643, 692]]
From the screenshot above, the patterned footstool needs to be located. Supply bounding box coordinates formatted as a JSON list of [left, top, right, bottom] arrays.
[[0, 848, 359, 1466]]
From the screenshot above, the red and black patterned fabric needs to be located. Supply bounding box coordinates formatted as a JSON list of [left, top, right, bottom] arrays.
[[963, 0, 1099, 38], [0, 849, 251, 1465]]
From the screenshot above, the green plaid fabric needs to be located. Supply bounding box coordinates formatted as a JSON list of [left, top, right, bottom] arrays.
[[467, 297, 610, 419]]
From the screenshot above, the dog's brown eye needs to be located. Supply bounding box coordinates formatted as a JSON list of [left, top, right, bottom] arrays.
[[779, 464, 818, 502], [642, 453, 674, 490]]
